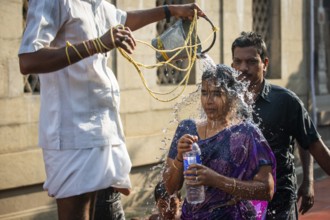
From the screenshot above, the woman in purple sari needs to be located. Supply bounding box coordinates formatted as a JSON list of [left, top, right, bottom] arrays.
[[163, 64, 276, 220]]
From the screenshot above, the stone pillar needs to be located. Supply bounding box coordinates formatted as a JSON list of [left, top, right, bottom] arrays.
[[317, 0, 329, 94]]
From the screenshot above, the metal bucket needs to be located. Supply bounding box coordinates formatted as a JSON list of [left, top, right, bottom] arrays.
[[151, 16, 216, 62]]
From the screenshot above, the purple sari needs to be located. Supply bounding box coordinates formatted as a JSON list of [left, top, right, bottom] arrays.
[[168, 119, 276, 220]]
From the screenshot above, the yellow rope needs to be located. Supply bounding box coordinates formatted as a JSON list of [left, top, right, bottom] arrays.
[[115, 10, 218, 102], [83, 41, 92, 56], [66, 41, 84, 64], [65, 42, 72, 65]]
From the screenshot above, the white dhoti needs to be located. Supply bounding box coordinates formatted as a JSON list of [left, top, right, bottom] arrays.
[[42, 144, 132, 199]]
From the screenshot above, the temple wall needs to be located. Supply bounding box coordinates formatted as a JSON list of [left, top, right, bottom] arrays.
[[1, 1, 325, 219]]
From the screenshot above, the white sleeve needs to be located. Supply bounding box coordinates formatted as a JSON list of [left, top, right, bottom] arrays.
[[18, 0, 66, 54], [115, 7, 127, 26], [102, 1, 127, 29]]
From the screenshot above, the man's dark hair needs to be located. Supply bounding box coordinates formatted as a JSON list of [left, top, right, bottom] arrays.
[[154, 181, 180, 202], [231, 31, 268, 62], [154, 182, 169, 202]]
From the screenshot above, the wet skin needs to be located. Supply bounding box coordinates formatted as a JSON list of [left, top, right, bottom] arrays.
[[231, 46, 268, 94], [201, 80, 230, 122], [157, 196, 181, 219]]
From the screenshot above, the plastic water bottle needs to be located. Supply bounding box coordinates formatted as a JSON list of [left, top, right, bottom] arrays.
[[183, 142, 205, 204]]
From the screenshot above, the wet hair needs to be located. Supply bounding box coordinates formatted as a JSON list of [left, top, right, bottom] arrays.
[[231, 31, 268, 62], [154, 182, 168, 202], [201, 64, 251, 119], [201, 64, 241, 94]]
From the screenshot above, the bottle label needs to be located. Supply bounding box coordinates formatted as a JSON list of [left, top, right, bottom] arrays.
[[183, 154, 201, 171]]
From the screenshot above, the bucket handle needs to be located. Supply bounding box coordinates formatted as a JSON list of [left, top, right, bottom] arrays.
[[200, 16, 217, 55]]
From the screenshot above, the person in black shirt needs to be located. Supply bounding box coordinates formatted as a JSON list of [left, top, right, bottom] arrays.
[[231, 31, 330, 219]]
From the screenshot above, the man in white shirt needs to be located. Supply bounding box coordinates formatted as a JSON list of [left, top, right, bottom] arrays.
[[18, 0, 206, 219]]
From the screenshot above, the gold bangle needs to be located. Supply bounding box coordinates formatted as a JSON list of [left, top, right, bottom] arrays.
[[172, 160, 180, 170], [230, 178, 236, 194]]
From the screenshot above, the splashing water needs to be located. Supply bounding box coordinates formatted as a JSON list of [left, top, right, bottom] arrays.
[[199, 54, 217, 74]]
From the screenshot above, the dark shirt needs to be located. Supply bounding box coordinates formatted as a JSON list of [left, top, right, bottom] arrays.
[[254, 80, 320, 219]]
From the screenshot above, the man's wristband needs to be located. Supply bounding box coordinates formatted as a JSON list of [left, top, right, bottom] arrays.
[[163, 5, 171, 23]]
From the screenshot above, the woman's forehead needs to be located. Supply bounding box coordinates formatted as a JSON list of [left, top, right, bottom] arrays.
[[202, 80, 222, 89]]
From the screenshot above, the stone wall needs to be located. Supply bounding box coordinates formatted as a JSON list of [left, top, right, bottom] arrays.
[[0, 0, 56, 218], [0, 0, 318, 219]]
